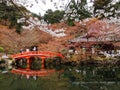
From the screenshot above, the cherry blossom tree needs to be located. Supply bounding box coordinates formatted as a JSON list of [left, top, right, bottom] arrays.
[[87, 18, 120, 42]]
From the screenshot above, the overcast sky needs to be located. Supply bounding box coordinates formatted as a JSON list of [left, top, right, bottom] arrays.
[[16, 0, 93, 16], [17, 0, 69, 16], [16, 0, 119, 16]]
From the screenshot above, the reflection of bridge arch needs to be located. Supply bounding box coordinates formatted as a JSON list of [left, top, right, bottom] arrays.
[[11, 51, 64, 76]]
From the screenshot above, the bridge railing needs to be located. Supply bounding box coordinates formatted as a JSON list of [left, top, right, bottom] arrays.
[[11, 51, 64, 59]]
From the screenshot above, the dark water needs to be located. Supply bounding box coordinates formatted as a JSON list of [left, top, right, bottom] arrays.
[[0, 60, 120, 90], [62, 65, 120, 90]]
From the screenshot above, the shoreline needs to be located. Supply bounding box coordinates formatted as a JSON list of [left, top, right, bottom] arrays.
[[63, 58, 120, 66]]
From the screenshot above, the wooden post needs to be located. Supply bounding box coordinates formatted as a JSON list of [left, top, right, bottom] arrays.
[[41, 57, 45, 70], [26, 56, 30, 70]]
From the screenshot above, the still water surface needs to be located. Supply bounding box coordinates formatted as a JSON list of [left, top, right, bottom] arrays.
[[62, 65, 120, 90], [0, 64, 120, 90]]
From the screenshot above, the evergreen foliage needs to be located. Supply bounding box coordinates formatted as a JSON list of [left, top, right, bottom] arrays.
[[30, 57, 42, 70], [0, 47, 4, 53], [0, 1, 27, 34], [65, 0, 92, 22], [43, 9, 64, 24]]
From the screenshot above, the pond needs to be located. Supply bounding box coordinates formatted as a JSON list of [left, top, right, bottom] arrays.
[[62, 65, 120, 90], [0, 63, 120, 90]]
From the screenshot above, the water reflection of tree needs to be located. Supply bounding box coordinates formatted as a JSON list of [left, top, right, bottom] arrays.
[[14, 58, 27, 69], [30, 56, 42, 70], [44, 57, 63, 70], [63, 66, 120, 82], [62, 66, 120, 90]]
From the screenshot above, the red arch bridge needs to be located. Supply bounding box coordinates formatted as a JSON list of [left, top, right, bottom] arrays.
[[11, 51, 64, 77]]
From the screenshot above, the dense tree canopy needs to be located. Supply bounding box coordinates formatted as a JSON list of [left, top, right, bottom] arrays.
[[0, 0, 120, 28], [64, 0, 92, 21], [43, 9, 64, 24], [64, 0, 92, 25], [0, 0, 29, 34]]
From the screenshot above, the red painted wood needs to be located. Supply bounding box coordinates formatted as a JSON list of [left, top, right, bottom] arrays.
[[11, 51, 64, 59], [11, 51, 64, 76]]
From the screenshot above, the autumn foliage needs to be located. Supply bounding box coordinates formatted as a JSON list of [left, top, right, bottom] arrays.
[[0, 25, 52, 53]]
